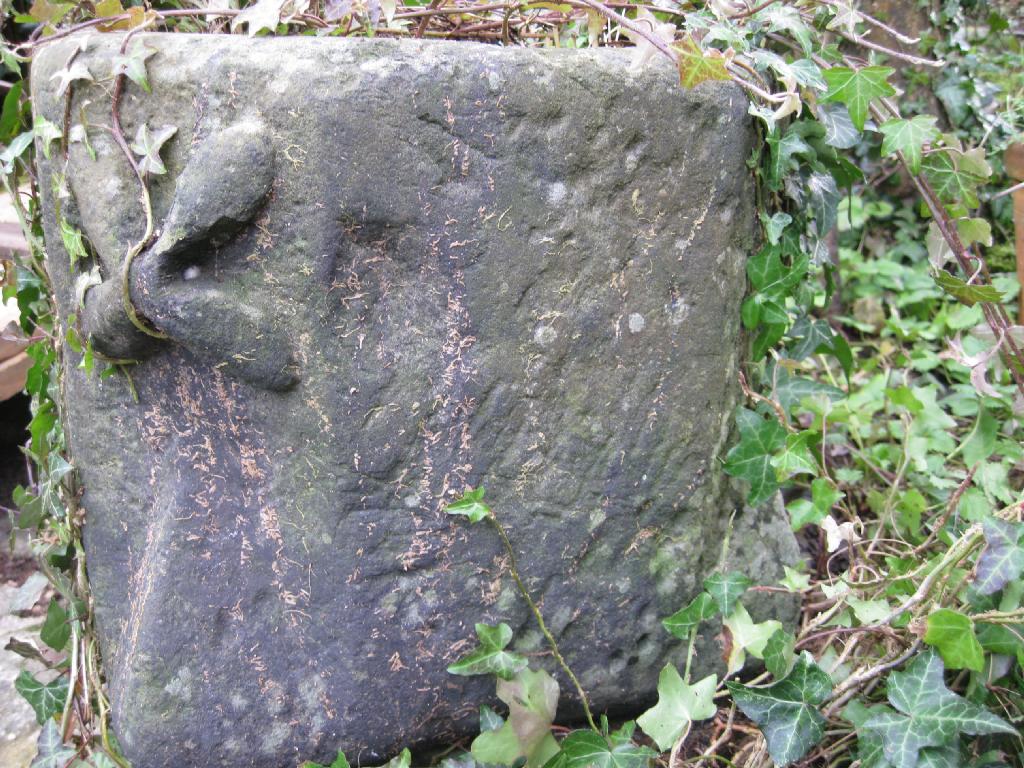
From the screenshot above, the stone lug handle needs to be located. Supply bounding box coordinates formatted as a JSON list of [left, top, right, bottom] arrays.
[[84, 120, 299, 391]]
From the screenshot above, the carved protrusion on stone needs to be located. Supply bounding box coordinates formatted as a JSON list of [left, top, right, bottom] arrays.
[[81, 119, 298, 390]]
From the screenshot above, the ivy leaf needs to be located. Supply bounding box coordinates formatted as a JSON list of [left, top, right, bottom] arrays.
[[848, 597, 890, 626], [445, 486, 493, 523], [384, 750, 412, 768], [826, 2, 862, 35], [925, 222, 954, 270], [815, 103, 860, 149], [762, 629, 796, 679], [879, 117, 939, 175], [807, 171, 841, 234], [26, 0, 72, 24], [231, 0, 288, 35], [922, 609, 983, 672], [786, 316, 835, 360], [821, 66, 895, 131], [726, 653, 831, 766], [30, 721, 77, 768], [300, 751, 351, 768], [922, 150, 985, 208], [843, 700, 891, 768], [71, 752, 121, 768], [0, 130, 32, 174], [773, 371, 844, 414], [788, 478, 843, 531], [59, 218, 88, 268], [722, 604, 782, 674], [779, 566, 810, 592], [637, 665, 716, 751], [861, 651, 1016, 768], [746, 246, 807, 298], [672, 36, 731, 89], [40, 599, 70, 651], [130, 123, 177, 176], [662, 592, 716, 638], [112, 41, 156, 93], [974, 518, 1024, 595], [480, 704, 504, 732], [448, 622, 528, 680], [788, 59, 826, 91], [723, 408, 786, 505], [15, 670, 68, 724], [473, 669, 559, 768], [765, 130, 811, 191], [49, 61, 92, 97], [772, 431, 818, 479], [956, 217, 992, 248], [558, 729, 655, 768], [703, 571, 752, 616], [761, 212, 792, 245], [932, 270, 1002, 307], [756, 4, 812, 55]]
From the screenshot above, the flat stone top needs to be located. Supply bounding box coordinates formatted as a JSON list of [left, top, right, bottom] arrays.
[[28, 31, 797, 768]]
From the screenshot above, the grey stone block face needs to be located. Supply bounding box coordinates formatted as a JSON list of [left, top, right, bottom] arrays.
[[31, 34, 797, 768]]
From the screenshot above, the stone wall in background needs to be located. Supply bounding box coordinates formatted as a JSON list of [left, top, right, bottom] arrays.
[[33, 35, 798, 768]]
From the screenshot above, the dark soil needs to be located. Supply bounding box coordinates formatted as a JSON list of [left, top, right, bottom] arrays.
[[0, 392, 34, 587]]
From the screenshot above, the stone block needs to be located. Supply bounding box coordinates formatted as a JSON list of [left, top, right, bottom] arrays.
[[31, 34, 797, 767]]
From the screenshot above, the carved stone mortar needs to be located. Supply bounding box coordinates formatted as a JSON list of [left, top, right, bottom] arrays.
[[32, 34, 798, 768]]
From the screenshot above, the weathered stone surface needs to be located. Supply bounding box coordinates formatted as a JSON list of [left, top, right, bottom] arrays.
[[32, 34, 798, 768]]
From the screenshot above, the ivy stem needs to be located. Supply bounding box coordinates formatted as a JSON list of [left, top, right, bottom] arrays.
[[683, 625, 698, 683], [109, 23, 168, 342], [486, 512, 599, 734]]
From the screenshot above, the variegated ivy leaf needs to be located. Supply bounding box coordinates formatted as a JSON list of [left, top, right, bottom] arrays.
[[771, 431, 818, 479], [727, 653, 831, 766], [723, 408, 786, 505], [130, 123, 177, 176], [974, 517, 1024, 595], [662, 591, 716, 638], [815, 103, 860, 149], [861, 651, 1015, 768], [557, 723, 655, 768], [703, 571, 752, 616], [826, 2, 862, 35], [755, 4, 812, 55], [34, 117, 63, 160], [762, 628, 795, 679], [637, 664, 717, 751], [113, 41, 156, 93], [15, 670, 68, 724], [765, 129, 812, 191], [232, 0, 289, 35], [59, 218, 87, 268], [50, 61, 92, 96], [30, 721, 77, 768], [807, 171, 841, 234]]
